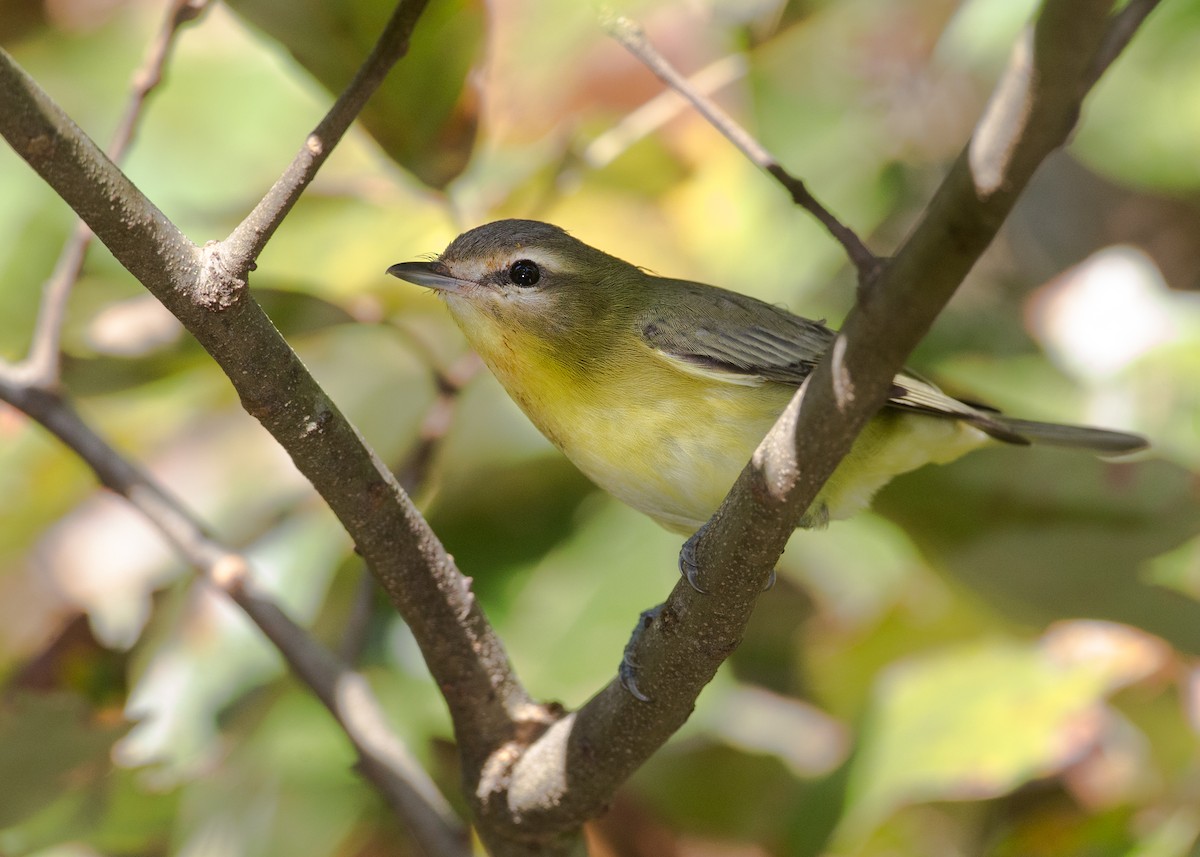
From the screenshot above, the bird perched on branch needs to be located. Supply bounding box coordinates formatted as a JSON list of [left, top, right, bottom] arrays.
[[389, 219, 1146, 534]]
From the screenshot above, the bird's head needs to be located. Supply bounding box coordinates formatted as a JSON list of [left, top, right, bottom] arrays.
[[388, 220, 646, 358]]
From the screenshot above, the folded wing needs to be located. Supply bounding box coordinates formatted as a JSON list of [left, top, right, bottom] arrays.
[[638, 280, 1146, 453]]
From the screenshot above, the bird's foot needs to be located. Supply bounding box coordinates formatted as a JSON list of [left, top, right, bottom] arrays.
[[678, 526, 708, 593], [618, 605, 662, 703], [681, 524, 778, 592]]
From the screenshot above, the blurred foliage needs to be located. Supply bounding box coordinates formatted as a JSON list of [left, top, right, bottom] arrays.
[[225, 0, 484, 188], [2, 0, 1199, 856]]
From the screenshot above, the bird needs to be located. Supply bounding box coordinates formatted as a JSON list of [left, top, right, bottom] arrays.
[[388, 219, 1147, 536]]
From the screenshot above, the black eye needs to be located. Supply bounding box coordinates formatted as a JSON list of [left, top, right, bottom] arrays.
[[508, 259, 541, 287]]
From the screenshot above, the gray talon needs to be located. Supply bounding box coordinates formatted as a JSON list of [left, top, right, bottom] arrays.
[[678, 527, 708, 593], [618, 656, 651, 703], [619, 606, 662, 703]]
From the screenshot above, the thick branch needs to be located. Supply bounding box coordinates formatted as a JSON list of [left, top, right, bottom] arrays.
[[2, 0, 1153, 851], [0, 51, 201, 309], [500, 0, 1131, 828], [0, 8, 468, 828]]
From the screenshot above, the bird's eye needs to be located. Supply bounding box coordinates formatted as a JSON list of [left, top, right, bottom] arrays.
[[508, 259, 541, 287]]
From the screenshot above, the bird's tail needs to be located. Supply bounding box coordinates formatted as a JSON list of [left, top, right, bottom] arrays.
[[986, 416, 1148, 454]]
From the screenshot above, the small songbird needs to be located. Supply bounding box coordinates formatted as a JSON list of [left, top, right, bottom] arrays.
[[388, 219, 1147, 535]]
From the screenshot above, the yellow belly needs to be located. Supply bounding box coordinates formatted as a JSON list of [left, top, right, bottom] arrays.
[[560, 402, 988, 534], [556, 379, 783, 532], [447, 302, 988, 534], [487, 351, 987, 534]]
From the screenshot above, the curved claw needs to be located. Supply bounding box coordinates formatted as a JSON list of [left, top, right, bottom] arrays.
[[678, 528, 708, 593], [762, 568, 777, 592], [618, 656, 651, 703], [619, 606, 662, 703]]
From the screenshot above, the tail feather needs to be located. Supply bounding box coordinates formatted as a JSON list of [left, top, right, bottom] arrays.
[[885, 370, 1147, 454], [988, 417, 1148, 454]]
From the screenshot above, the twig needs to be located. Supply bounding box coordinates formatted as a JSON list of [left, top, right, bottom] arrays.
[[111, 0, 210, 160], [395, 350, 483, 495], [0, 381, 468, 857], [581, 53, 748, 170], [603, 13, 881, 285], [12, 0, 209, 389], [223, 0, 431, 272], [14, 222, 90, 387], [1084, 0, 1161, 90]]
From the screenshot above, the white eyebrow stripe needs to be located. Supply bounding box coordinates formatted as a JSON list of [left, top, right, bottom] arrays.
[[449, 248, 570, 283], [498, 248, 567, 270]]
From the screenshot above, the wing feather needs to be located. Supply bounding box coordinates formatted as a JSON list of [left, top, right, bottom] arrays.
[[639, 280, 832, 384], [638, 278, 1032, 444]]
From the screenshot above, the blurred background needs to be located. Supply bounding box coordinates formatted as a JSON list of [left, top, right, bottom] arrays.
[[2, 0, 1199, 854]]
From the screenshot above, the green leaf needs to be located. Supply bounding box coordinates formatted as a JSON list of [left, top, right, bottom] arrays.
[[1072, 0, 1200, 190], [876, 452, 1200, 653], [839, 639, 1119, 844], [0, 692, 128, 830]]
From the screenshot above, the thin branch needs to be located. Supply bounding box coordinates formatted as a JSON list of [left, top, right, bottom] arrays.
[[580, 53, 748, 170], [395, 350, 483, 495], [222, 590, 469, 857], [0, 381, 468, 857], [111, 0, 210, 160], [222, 0, 431, 272], [12, 0, 209, 389], [499, 0, 1140, 829], [338, 566, 379, 666], [1084, 0, 1161, 90], [603, 12, 881, 283], [14, 222, 90, 386]]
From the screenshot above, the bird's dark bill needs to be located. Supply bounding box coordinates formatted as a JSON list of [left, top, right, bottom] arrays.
[[386, 261, 469, 293]]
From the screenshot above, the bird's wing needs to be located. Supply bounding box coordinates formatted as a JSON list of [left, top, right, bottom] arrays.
[[639, 280, 1031, 444], [637, 280, 835, 386]]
